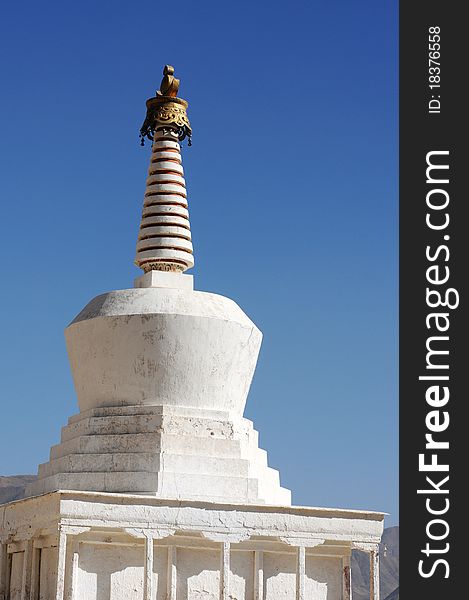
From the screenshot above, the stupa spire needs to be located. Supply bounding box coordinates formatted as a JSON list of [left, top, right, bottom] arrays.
[[135, 65, 194, 273]]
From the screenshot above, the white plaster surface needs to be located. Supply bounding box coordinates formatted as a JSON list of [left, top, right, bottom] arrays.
[[230, 550, 254, 600], [39, 547, 58, 600], [305, 556, 343, 600], [27, 285, 292, 505], [65, 288, 262, 414], [177, 547, 220, 600], [263, 551, 296, 600], [28, 404, 290, 504], [76, 544, 144, 600], [0, 492, 384, 600], [152, 546, 168, 600], [134, 270, 194, 290]]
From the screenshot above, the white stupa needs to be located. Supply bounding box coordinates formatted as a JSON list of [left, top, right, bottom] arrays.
[[0, 66, 383, 600]]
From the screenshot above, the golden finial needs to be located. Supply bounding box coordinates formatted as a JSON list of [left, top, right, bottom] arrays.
[[139, 65, 191, 146], [158, 65, 179, 98]]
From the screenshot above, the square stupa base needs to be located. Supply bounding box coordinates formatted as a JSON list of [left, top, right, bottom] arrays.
[[0, 491, 383, 600]]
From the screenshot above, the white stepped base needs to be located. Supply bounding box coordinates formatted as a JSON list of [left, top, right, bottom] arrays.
[[28, 406, 291, 506]]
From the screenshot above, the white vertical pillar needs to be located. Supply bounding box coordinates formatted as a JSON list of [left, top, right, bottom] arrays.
[[0, 542, 8, 600], [21, 539, 33, 600], [144, 535, 154, 600], [55, 530, 67, 600], [30, 546, 41, 600], [220, 542, 230, 600], [369, 547, 379, 600], [67, 543, 79, 600], [167, 546, 177, 600], [296, 546, 305, 600], [254, 550, 263, 600], [342, 554, 352, 600]]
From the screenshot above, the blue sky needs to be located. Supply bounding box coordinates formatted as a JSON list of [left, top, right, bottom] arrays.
[[0, 1, 398, 524]]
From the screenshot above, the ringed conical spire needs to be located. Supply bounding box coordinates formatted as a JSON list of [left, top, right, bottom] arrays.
[[135, 66, 194, 273]]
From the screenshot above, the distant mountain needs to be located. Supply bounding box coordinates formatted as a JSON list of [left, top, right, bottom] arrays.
[[0, 475, 37, 504], [352, 526, 399, 600], [384, 586, 399, 600]]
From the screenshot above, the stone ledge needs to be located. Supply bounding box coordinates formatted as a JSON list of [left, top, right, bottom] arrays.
[[0, 490, 386, 543]]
